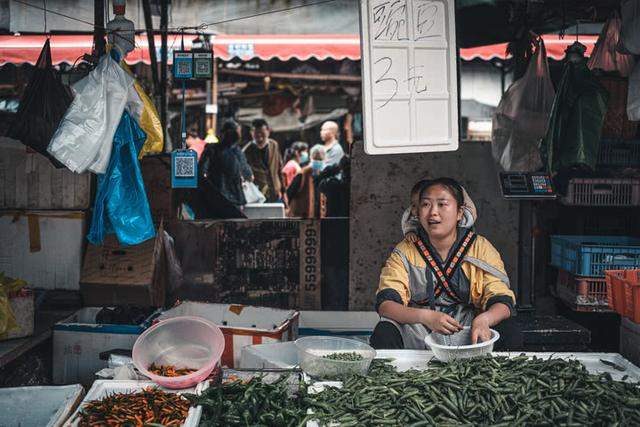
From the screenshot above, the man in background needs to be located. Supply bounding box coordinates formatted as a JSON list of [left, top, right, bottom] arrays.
[[242, 118, 283, 202], [320, 121, 345, 168]]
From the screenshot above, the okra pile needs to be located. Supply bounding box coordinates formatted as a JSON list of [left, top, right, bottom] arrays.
[[322, 352, 364, 361], [188, 356, 640, 426], [308, 356, 640, 426], [185, 375, 309, 426]]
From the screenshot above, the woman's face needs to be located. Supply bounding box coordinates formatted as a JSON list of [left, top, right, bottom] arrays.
[[418, 184, 463, 241]]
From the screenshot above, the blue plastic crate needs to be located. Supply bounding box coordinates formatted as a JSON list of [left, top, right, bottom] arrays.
[[550, 235, 640, 277]]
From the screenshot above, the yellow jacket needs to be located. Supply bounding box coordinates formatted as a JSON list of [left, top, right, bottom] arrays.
[[377, 235, 515, 312]]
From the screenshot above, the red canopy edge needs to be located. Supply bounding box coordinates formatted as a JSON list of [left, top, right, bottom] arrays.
[[0, 34, 598, 66]]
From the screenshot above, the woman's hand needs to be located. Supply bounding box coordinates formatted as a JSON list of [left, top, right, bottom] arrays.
[[405, 232, 418, 243], [421, 310, 462, 335], [471, 314, 492, 344]]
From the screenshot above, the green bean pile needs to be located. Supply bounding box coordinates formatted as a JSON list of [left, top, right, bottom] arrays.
[[308, 357, 640, 426], [185, 376, 308, 427], [322, 352, 364, 361], [187, 356, 640, 426]]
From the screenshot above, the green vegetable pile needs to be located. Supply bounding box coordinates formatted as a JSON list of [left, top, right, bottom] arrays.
[[187, 356, 640, 426], [185, 375, 309, 426], [322, 352, 364, 361]]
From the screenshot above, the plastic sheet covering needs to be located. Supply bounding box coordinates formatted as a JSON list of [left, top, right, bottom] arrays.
[[0, 273, 26, 338], [541, 48, 609, 175], [6, 39, 73, 168], [87, 112, 155, 246], [492, 38, 555, 171], [587, 13, 635, 77], [620, 0, 640, 55], [48, 54, 133, 174], [629, 62, 640, 121], [121, 62, 164, 158]]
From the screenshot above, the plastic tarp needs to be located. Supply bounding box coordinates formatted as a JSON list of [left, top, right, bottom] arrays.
[[492, 38, 555, 171], [0, 273, 26, 338], [541, 55, 608, 176], [120, 62, 164, 158], [87, 111, 155, 246], [5, 39, 73, 168], [620, 0, 640, 55], [587, 13, 634, 78], [48, 54, 134, 174]]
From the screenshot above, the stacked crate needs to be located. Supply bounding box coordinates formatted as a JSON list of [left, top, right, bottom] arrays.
[[0, 139, 91, 292], [550, 236, 640, 312]]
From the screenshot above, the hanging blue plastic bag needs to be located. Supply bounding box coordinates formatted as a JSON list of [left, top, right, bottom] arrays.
[[88, 111, 155, 246]]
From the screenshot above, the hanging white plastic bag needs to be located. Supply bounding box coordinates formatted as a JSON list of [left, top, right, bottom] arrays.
[[492, 37, 555, 172], [48, 54, 133, 174], [243, 181, 266, 204], [619, 0, 640, 55], [628, 61, 640, 121], [587, 12, 634, 77]]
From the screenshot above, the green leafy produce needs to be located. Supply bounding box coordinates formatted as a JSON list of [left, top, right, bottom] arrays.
[[322, 352, 364, 362], [187, 356, 640, 426]]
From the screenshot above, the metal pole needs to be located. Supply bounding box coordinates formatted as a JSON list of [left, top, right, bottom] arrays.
[[142, 0, 159, 99], [93, 0, 106, 57], [160, 0, 169, 149]]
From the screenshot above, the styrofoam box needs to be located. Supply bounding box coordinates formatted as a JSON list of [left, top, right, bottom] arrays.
[[0, 211, 85, 290], [244, 203, 286, 219], [53, 308, 146, 385], [0, 138, 92, 210], [153, 301, 299, 368], [299, 311, 379, 337], [64, 380, 208, 427], [621, 317, 640, 368], [240, 341, 298, 369], [0, 384, 84, 427]]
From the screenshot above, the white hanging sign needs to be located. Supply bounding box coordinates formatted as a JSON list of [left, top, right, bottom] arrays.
[[360, 0, 459, 155]]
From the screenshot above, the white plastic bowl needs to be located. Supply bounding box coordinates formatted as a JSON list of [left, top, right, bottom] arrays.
[[425, 326, 500, 362], [132, 316, 225, 389], [295, 336, 376, 379]]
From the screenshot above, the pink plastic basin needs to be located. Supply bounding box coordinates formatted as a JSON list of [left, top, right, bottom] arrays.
[[132, 316, 225, 389]]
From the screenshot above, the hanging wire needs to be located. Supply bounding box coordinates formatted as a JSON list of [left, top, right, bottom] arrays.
[[13, 0, 339, 35], [42, 0, 47, 35], [180, 30, 187, 150]]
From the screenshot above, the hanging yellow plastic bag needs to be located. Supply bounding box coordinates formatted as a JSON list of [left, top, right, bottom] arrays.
[[120, 61, 164, 158], [0, 273, 27, 338]]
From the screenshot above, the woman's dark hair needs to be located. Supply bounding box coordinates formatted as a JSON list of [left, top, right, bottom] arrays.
[[219, 118, 240, 146], [284, 142, 309, 163], [418, 177, 465, 207]]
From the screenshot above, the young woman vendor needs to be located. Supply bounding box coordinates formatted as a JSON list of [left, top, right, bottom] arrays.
[[370, 178, 515, 349]]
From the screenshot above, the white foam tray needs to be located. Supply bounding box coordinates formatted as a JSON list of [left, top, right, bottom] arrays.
[[63, 380, 208, 427], [306, 351, 640, 426], [0, 384, 84, 427], [375, 350, 640, 382]]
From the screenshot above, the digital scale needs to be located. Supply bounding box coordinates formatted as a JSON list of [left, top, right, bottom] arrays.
[[499, 172, 557, 200]]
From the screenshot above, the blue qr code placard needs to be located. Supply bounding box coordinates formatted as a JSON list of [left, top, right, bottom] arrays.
[[174, 155, 195, 177]]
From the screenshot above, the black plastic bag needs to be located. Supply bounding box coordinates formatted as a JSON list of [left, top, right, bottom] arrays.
[[5, 39, 73, 168]]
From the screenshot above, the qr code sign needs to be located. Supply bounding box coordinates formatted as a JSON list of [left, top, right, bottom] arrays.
[[174, 156, 195, 177], [177, 62, 191, 75]]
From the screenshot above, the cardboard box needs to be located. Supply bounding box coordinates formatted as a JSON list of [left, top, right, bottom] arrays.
[[0, 138, 92, 210], [53, 308, 146, 385], [80, 228, 166, 307], [152, 301, 299, 368], [141, 154, 175, 223], [2, 288, 34, 340], [0, 211, 85, 290]]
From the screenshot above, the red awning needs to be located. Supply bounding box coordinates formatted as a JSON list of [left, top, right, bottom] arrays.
[[0, 33, 598, 66]]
